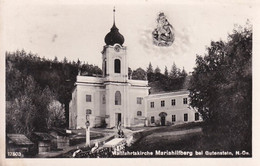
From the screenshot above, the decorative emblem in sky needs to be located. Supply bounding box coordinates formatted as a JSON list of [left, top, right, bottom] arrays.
[[152, 12, 174, 46]]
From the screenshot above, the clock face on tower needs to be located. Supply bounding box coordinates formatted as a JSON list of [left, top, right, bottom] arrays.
[[114, 45, 120, 52]]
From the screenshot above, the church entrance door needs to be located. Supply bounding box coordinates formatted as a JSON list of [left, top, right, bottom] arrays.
[[115, 113, 122, 126]]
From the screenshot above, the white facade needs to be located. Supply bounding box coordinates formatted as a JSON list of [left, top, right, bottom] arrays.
[[69, 43, 150, 129], [69, 13, 201, 129], [145, 91, 202, 126]]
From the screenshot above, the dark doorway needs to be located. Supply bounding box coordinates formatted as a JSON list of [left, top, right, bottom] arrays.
[[161, 116, 166, 126], [117, 113, 121, 125], [159, 112, 167, 126]]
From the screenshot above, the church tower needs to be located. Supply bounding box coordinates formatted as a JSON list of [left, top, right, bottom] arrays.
[[101, 8, 130, 128], [102, 8, 128, 82], [69, 8, 149, 129]]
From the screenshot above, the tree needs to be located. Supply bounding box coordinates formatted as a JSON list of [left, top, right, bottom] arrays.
[[132, 68, 147, 80], [154, 66, 161, 74], [6, 74, 52, 135], [189, 22, 252, 150], [164, 66, 169, 76], [169, 62, 178, 79], [47, 100, 66, 128], [179, 67, 187, 78], [53, 56, 58, 63], [63, 57, 68, 63], [147, 62, 154, 74]]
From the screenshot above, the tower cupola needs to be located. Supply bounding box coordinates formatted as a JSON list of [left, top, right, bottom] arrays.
[[104, 8, 125, 46]]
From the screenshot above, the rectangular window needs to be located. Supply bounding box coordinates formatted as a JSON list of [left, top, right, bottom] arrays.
[[137, 111, 142, 116], [150, 102, 154, 108], [172, 115, 176, 122], [86, 95, 91, 102], [151, 116, 155, 123], [171, 99, 176, 106], [195, 112, 199, 121], [161, 100, 165, 107], [137, 97, 142, 104], [184, 113, 188, 121], [183, 98, 188, 104]]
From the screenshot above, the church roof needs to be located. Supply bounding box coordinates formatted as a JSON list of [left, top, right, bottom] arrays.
[[104, 8, 124, 46]]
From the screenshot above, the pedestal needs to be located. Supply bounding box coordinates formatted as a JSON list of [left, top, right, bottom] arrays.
[[86, 127, 90, 147]]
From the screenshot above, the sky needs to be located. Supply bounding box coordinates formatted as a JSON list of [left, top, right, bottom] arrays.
[[2, 0, 254, 73]]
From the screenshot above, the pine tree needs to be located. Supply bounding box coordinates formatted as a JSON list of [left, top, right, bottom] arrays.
[[147, 62, 154, 73], [164, 66, 169, 76], [180, 67, 187, 77], [169, 62, 178, 79], [154, 66, 161, 74]]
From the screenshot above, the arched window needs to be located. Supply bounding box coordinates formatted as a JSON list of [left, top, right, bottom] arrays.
[[137, 111, 142, 116], [104, 60, 107, 75], [114, 59, 121, 73], [115, 91, 121, 105]]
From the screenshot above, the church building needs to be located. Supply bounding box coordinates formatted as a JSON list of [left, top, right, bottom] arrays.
[[69, 9, 201, 129]]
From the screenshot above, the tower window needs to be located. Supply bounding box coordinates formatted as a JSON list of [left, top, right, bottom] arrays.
[[114, 59, 121, 73], [104, 60, 107, 75], [137, 97, 142, 104], [115, 91, 121, 105], [137, 111, 142, 116], [86, 95, 91, 102]]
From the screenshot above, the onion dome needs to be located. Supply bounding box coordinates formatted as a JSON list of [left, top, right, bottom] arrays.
[[104, 8, 124, 46]]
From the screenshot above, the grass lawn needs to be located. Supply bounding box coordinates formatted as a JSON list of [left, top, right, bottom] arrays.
[[69, 132, 105, 146], [124, 122, 251, 157]]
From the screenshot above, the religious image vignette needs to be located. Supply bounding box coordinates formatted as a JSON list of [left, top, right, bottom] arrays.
[[3, 1, 252, 159]]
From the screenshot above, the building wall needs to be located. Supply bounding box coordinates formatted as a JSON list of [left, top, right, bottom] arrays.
[[69, 88, 77, 129], [145, 91, 202, 126], [70, 83, 201, 129], [104, 83, 128, 128], [128, 86, 149, 127], [75, 83, 105, 129]]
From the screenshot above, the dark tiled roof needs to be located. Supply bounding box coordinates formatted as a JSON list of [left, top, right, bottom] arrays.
[[7, 134, 33, 145], [33, 132, 55, 141]]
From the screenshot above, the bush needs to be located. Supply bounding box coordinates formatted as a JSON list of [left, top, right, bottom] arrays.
[[166, 121, 172, 126], [155, 120, 161, 126]]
